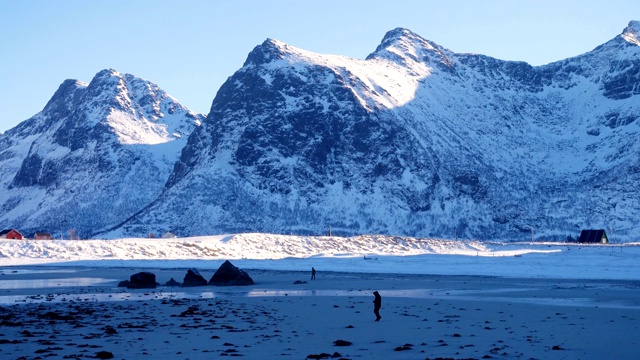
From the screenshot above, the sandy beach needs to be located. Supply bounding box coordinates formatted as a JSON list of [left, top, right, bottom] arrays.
[[1, 267, 639, 359]]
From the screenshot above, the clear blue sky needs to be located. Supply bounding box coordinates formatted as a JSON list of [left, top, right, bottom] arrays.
[[0, 0, 638, 133]]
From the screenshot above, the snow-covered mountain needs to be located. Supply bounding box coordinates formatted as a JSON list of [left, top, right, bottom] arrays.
[[106, 21, 640, 242], [0, 69, 203, 238], [3, 22, 639, 242]]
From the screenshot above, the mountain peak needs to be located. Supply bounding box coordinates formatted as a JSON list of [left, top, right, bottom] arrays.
[[622, 20, 640, 46], [43, 79, 87, 115], [89, 68, 124, 86], [380, 27, 422, 43], [96, 68, 120, 77], [83, 68, 126, 104], [366, 27, 451, 67], [372, 27, 436, 53], [243, 38, 296, 66], [42, 68, 201, 147]]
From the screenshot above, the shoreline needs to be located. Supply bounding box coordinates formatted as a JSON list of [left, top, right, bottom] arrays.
[[0, 267, 639, 359], [2, 236, 640, 282]]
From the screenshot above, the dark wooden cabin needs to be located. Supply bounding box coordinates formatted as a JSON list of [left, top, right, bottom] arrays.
[[577, 229, 609, 244]]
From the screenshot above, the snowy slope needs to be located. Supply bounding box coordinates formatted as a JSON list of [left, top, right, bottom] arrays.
[[0, 69, 204, 238], [1, 234, 639, 280], [109, 21, 640, 241]]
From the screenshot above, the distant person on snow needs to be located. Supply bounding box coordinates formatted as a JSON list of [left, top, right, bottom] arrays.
[[373, 291, 382, 321], [311, 267, 316, 280]]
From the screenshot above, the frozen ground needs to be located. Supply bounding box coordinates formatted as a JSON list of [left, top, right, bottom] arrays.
[[0, 234, 639, 359]]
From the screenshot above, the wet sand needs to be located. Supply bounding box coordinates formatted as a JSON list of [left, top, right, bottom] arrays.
[[0, 267, 639, 359]]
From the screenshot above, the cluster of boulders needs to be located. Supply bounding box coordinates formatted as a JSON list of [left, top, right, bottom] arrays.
[[118, 260, 254, 289]]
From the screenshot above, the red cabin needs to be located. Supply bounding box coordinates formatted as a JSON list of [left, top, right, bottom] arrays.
[[0, 229, 24, 240]]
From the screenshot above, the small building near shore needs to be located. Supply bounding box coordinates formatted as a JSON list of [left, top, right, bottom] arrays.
[[34, 232, 53, 240], [0, 229, 24, 240], [577, 229, 609, 244], [162, 231, 177, 239]]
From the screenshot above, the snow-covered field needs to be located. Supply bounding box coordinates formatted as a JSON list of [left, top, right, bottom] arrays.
[[1, 234, 639, 359], [1, 233, 639, 280]]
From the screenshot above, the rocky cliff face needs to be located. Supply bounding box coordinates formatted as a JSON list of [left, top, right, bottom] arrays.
[[107, 21, 639, 241], [0, 69, 203, 238]]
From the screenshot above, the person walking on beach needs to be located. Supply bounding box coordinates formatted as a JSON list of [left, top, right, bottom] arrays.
[[311, 267, 316, 280], [373, 291, 382, 321]]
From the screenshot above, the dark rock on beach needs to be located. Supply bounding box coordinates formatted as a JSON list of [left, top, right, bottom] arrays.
[[182, 268, 208, 287], [127, 272, 157, 289], [306, 352, 342, 359], [333, 339, 352, 346], [95, 350, 114, 359], [394, 343, 413, 351], [165, 278, 181, 287], [208, 260, 254, 286]]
